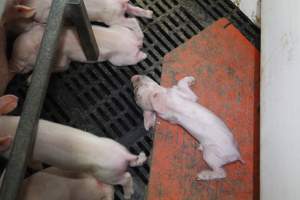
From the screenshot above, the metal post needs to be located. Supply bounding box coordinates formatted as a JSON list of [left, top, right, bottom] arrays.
[[65, 0, 99, 60], [0, 0, 66, 199]]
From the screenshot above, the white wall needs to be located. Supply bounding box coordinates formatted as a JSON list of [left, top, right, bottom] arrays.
[[261, 0, 300, 199], [231, 0, 261, 26]]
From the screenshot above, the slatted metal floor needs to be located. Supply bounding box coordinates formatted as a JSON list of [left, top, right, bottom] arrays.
[[5, 0, 260, 199]]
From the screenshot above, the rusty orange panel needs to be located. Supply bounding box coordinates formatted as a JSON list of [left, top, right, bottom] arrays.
[[147, 18, 260, 200]]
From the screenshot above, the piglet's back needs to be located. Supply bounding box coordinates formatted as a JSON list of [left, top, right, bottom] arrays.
[[92, 25, 141, 57], [172, 97, 240, 159], [33, 119, 130, 170]]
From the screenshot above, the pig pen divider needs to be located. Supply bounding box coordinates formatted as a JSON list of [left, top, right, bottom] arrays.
[[0, 0, 99, 200]]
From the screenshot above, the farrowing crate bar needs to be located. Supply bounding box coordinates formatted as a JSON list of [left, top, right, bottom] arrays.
[[0, 0, 99, 199]]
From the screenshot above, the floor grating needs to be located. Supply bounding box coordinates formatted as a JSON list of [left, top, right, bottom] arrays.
[[5, 0, 260, 199]]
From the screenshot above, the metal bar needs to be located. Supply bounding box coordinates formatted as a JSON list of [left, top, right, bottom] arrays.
[[0, 0, 7, 20], [0, 0, 67, 199], [65, 0, 99, 60]]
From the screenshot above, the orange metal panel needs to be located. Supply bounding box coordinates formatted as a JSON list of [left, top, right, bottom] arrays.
[[147, 18, 260, 200]]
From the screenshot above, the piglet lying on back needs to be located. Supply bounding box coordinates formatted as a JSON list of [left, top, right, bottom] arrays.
[[131, 75, 243, 180], [0, 95, 146, 199], [9, 23, 146, 74]]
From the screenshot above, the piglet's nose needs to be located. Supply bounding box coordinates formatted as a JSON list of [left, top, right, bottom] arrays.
[[131, 75, 140, 82]]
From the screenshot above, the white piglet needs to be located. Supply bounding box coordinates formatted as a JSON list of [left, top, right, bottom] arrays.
[[131, 75, 243, 180], [17, 0, 152, 39], [0, 95, 146, 199], [9, 23, 146, 73], [0, 5, 36, 94], [0, 167, 114, 200]]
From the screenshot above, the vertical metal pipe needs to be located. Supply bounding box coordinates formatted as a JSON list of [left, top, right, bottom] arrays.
[[0, 0, 66, 199]]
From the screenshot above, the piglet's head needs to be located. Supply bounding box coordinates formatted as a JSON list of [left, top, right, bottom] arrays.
[[131, 75, 160, 111], [131, 75, 167, 130], [0, 95, 18, 152]]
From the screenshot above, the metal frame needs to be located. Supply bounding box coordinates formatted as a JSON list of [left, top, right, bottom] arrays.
[[0, 0, 98, 199]]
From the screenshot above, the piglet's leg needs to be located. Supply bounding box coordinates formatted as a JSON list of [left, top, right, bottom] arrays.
[[197, 148, 226, 180], [143, 111, 156, 131], [198, 144, 204, 151], [126, 4, 153, 18], [116, 172, 134, 199], [101, 184, 115, 200], [176, 76, 198, 102], [197, 168, 226, 181]]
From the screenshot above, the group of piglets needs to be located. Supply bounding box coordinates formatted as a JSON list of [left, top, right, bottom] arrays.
[[0, 0, 243, 199], [1, 0, 153, 94], [0, 95, 147, 199], [0, 0, 154, 199]]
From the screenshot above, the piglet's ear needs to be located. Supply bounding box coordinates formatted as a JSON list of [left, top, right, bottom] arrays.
[[0, 95, 18, 115], [143, 111, 156, 131], [13, 5, 36, 18], [150, 92, 167, 113], [0, 136, 12, 152]]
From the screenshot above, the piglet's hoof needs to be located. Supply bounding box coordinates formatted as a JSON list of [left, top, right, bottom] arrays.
[[197, 169, 226, 181], [123, 189, 134, 200], [185, 76, 196, 86]]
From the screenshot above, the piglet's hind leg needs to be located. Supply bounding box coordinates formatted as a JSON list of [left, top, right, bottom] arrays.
[[129, 152, 147, 167], [116, 172, 134, 199], [197, 168, 226, 180], [126, 4, 153, 18], [197, 148, 226, 180]]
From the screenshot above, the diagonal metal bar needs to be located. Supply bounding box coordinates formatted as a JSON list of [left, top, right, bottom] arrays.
[[0, 0, 67, 199], [65, 0, 99, 60]]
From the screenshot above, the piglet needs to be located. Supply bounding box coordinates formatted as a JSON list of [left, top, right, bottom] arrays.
[[9, 23, 147, 74], [0, 167, 114, 200], [17, 0, 153, 40], [0, 95, 146, 199], [0, 5, 35, 95], [131, 75, 243, 180], [21, 168, 114, 200]]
